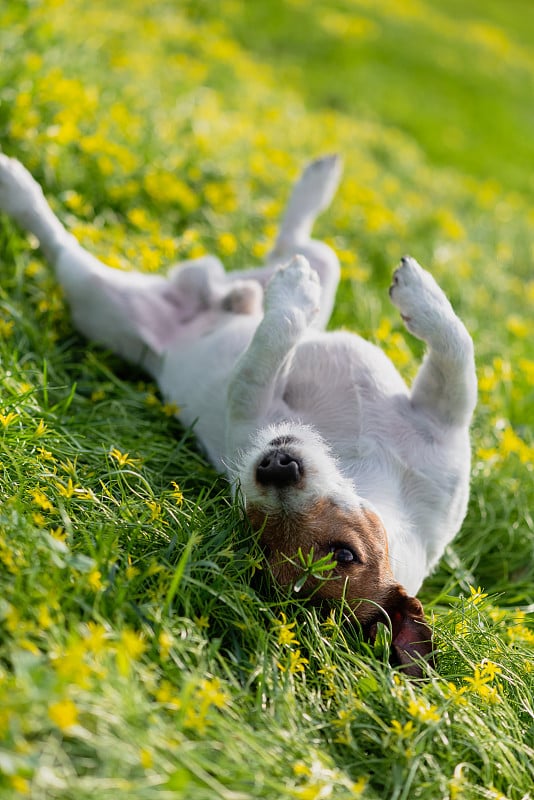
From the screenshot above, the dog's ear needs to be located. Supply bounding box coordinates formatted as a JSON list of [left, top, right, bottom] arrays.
[[373, 585, 434, 677]]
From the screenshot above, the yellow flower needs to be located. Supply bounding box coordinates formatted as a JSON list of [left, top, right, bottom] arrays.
[[140, 748, 153, 769], [155, 680, 181, 708], [50, 526, 67, 542], [375, 317, 393, 342], [115, 629, 147, 675], [87, 569, 103, 591], [158, 630, 173, 659], [506, 315, 529, 338], [145, 390, 160, 408], [34, 419, 48, 436], [197, 676, 229, 710], [84, 622, 108, 653], [146, 500, 162, 521], [48, 699, 79, 731], [161, 402, 180, 417], [274, 612, 299, 647], [55, 478, 76, 498], [443, 682, 467, 706], [38, 603, 54, 629], [170, 481, 183, 505], [53, 642, 93, 688], [0, 318, 14, 338], [499, 426, 531, 464], [407, 697, 440, 723], [109, 448, 141, 467], [468, 585, 488, 605], [217, 232, 238, 256], [390, 719, 415, 736], [9, 775, 30, 795], [287, 649, 309, 675], [435, 208, 465, 240], [463, 661, 503, 704], [0, 411, 18, 427], [120, 629, 147, 660], [37, 446, 55, 461], [31, 488, 54, 512]]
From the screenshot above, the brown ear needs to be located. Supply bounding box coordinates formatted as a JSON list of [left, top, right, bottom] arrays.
[[381, 586, 434, 677]]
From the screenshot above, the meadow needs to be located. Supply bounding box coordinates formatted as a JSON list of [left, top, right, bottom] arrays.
[[0, 0, 533, 797]]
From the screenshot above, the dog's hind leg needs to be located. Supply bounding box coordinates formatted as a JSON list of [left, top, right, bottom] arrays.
[[228, 155, 342, 328], [389, 256, 477, 428], [270, 154, 343, 249], [0, 155, 206, 373]]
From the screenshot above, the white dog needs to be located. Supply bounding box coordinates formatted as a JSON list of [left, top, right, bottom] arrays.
[[0, 154, 477, 672]]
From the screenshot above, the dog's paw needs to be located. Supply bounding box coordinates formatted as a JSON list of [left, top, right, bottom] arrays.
[[265, 255, 320, 324], [0, 155, 44, 223], [389, 256, 453, 341]]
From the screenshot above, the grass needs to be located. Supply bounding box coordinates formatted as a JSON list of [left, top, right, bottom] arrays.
[[0, 0, 533, 797]]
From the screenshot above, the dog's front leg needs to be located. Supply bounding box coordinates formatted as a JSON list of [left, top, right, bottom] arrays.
[[226, 255, 320, 455], [389, 256, 477, 428]]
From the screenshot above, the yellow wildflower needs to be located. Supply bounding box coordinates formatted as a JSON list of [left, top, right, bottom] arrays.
[[407, 697, 440, 723], [84, 622, 108, 653], [217, 232, 238, 256], [170, 481, 184, 505], [274, 612, 299, 647], [87, 569, 103, 591], [158, 630, 173, 659], [116, 629, 147, 675], [0, 411, 18, 428], [31, 488, 54, 512], [37, 446, 55, 461], [48, 699, 79, 731], [140, 748, 153, 769], [109, 448, 141, 467], [0, 318, 14, 338], [468, 585, 488, 605], [9, 775, 30, 795], [34, 419, 48, 436], [161, 402, 180, 417], [390, 719, 415, 736]]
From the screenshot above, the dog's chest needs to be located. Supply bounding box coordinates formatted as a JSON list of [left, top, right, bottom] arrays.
[[282, 331, 408, 434]]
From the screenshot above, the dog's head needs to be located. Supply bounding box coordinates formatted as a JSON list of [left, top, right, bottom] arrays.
[[238, 423, 433, 675]]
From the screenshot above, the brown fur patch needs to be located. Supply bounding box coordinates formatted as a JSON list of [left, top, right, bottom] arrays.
[[247, 498, 399, 624]]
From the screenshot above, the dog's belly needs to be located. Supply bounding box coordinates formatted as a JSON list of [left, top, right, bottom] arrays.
[[156, 314, 258, 467], [283, 331, 409, 436]]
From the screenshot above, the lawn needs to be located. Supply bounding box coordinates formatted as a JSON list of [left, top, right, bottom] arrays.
[[0, 0, 533, 798]]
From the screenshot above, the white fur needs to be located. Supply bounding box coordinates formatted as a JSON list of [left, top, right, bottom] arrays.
[[0, 154, 477, 596]]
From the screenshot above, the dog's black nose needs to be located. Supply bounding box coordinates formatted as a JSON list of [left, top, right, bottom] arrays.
[[256, 450, 302, 487]]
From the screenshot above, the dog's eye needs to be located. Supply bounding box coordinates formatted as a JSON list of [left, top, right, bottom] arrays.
[[330, 545, 359, 565]]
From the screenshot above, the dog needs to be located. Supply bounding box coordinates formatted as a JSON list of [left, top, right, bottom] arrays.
[[0, 154, 477, 674]]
